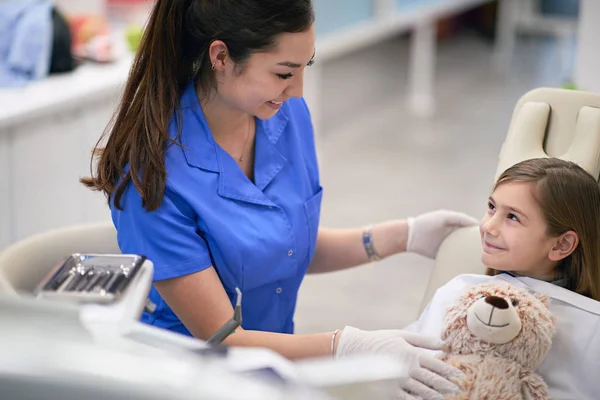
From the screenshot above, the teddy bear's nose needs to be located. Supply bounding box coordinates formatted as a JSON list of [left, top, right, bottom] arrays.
[[485, 295, 509, 309]]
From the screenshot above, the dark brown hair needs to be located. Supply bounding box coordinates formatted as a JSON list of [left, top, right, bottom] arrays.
[[81, 0, 314, 211], [486, 157, 600, 301]]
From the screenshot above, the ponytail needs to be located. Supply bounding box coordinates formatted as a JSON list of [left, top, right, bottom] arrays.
[[82, 0, 315, 211], [81, 0, 192, 211]]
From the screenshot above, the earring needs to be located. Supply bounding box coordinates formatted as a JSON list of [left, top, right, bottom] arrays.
[[211, 63, 215, 71]]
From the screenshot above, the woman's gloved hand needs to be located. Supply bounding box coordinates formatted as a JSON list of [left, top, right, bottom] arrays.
[[407, 210, 478, 259], [335, 326, 463, 400]]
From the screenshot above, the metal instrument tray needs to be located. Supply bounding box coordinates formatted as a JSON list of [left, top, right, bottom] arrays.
[[35, 254, 146, 303]]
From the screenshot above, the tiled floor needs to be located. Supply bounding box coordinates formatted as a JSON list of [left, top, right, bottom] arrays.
[[294, 31, 573, 334]]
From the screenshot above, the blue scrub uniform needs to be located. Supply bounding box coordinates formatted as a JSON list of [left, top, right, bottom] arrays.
[[112, 81, 322, 336]]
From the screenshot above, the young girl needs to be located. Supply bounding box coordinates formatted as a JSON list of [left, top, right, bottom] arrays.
[[407, 157, 600, 400]]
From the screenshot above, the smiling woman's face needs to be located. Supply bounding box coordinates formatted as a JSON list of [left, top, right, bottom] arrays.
[[211, 25, 316, 120]]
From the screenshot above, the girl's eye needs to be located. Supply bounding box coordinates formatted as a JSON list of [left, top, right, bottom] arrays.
[[488, 202, 495, 211], [507, 213, 520, 222], [277, 73, 293, 80]]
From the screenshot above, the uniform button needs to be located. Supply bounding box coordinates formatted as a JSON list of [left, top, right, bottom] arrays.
[[276, 287, 283, 294], [287, 250, 293, 256]]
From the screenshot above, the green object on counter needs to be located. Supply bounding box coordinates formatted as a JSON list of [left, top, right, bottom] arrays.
[[126, 25, 144, 53], [561, 82, 579, 90]]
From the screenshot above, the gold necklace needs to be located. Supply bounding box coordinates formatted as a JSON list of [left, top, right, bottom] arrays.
[[238, 116, 253, 163]]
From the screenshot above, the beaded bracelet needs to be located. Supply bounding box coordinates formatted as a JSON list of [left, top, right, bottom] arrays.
[[362, 225, 381, 262]]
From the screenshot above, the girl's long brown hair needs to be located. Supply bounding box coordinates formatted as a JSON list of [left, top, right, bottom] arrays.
[[81, 0, 314, 211], [487, 158, 600, 301]]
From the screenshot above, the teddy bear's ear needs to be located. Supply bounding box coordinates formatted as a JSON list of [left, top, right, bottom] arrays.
[[534, 292, 551, 308]]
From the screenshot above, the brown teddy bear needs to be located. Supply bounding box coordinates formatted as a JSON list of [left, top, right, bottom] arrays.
[[440, 282, 556, 400]]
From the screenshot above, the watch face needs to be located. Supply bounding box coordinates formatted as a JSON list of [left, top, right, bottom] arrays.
[[36, 253, 146, 303]]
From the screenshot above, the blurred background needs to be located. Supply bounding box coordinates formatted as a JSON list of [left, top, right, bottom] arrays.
[[0, 0, 593, 332]]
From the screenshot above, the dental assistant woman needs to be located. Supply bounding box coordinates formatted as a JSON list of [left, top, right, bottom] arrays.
[[83, 1, 476, 397]]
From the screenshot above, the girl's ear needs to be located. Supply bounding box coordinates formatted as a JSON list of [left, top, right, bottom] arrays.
[[548, 231, 578, 262]]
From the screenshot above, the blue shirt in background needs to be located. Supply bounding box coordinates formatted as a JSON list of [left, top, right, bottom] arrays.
[[0, 0, 52, 87]]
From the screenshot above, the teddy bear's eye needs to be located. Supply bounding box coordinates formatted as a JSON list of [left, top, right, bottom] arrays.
[[511, 299, 519, 307], [476, 294, 486, 300]]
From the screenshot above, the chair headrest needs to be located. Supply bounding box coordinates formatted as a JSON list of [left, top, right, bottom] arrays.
[[495, 87, 600, 181]]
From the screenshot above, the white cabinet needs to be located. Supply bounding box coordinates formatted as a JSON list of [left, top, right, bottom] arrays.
[[0, 58, 131, 250]]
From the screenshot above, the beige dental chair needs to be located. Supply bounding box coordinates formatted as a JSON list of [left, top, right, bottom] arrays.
[[419, 87, 600, 314], [0, 221, 119, 296]]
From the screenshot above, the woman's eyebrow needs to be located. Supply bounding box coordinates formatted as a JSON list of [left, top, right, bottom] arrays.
[[277, 61, 302, 68], [277, 50, 316, 68]]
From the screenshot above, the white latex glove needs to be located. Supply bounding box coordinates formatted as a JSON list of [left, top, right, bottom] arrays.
[[407, 210, 478, 259], [336, 326, 463, 400]]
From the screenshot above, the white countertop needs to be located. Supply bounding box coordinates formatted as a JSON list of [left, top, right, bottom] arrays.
[[0, 55, 133, 131]]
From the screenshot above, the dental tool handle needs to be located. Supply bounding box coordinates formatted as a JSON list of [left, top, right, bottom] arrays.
[[234, 287, 242, 323], [206, 319, 241, 346], [235, 287, 242, 307], [206, 287, 242, 346]]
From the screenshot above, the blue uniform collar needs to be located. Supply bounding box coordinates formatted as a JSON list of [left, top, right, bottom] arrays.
[[177, 82, 219, 172], [178, 80, 289, 203]]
